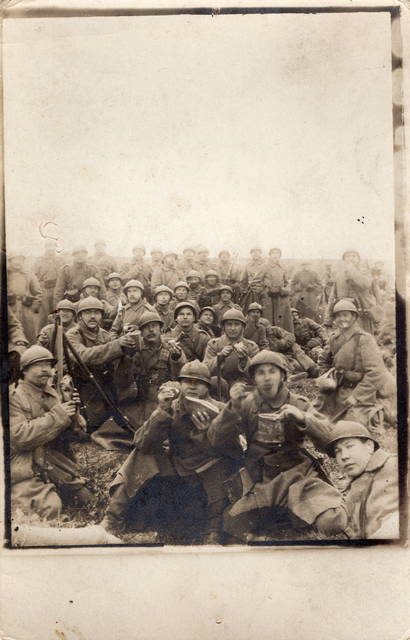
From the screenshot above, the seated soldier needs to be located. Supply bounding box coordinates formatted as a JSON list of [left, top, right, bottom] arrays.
[[66, 297, 139, 434], [267, 322, 319, 378], [9, 346, 93, 520], [203, 309, 259, 387], [101, 361, 238, 543], [153, 285, 175, 333], [37, 299, 77, 351], [243, 302, 269, 349], [166, 302, 210, 361], [291, 307, 328, 362], [212, 285, 242, 327], [110, 279, 155, 337], [325, 421, 399, 539], [208, 350, 347, 542]]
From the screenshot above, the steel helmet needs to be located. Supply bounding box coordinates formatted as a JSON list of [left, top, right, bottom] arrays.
[[55, 299, 77, 313], [77, 296, 104, 314], [123, 279, 144, 293], [178, 360, 211, 385], [107, 272, 122, 282], [173, 301, 198, 320], [72, 245, 88, 255], [332, 298, 359, 315], [174, 281, 189, 291], [221, 309, 246, 326], [20, 345, 56, 370], [325, 421, 379, 457], [204, 269, 219, 279], [186, 270, 202, 281], [219, 284, 233, 295], [247, 302, 263, 313], [248, 350, 289, 377], [138, 311, 164, 330], [154, 285, 173, 298], [81, 276, 101, 291]]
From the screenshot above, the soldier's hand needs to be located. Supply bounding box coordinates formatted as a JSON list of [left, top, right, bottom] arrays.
[[234, 342, 248, 359], [229, 382, 248, 412], [119, 334, 138, 348], [168, 341, 182, 357], [157, 388, 176, 413], [275, 404, 305, 425], [61, 401, 78, 418], [37, 333, 49, 347], [192, 410, 212, 431], [219, 345, 234, 359]]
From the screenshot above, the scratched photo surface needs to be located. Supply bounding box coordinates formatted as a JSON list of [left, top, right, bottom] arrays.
[[2, 10, 403, 548]]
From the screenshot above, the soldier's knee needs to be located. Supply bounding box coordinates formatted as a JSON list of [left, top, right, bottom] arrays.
[[313, 507, 348, 537]]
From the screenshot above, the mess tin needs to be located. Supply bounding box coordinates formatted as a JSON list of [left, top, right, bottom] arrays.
[[255, 412, 285, 445]]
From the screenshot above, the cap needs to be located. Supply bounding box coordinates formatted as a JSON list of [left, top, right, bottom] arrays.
[[138, 311, 164, 330], [333, 298, 359, 315], [178, 360, 211, 385], [325, 421, 379, 457], [221, 309, 246, 325], [123, 279, 144, 292], [174, 301, 198, 320], [154, 285, 173, 298], [248, 350, 290, 377], [81, 277, 101, 291], [20, 346, 56, 370], [77, 296, 104, 313]]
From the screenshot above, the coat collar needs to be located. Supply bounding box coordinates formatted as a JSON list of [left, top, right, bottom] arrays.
[[365, 448, 392, 472], [19, 379, 58, 400]]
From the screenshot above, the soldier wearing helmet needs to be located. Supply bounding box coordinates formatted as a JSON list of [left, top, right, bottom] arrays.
[[203, 309, 259, 386], [243, 302, 269, 348], [177, 247, 197, 276], [198, 307, 219, 338], [324, 249, 379, 334], [102, 360, 236, 543], [53, 246, 107, 308], [290, 261, 322, 322], [261, 248, 294, 333], [208, 350, 348, 542], [37, 299, 77, 351], [212, 285, 242, 326], [151, 251, 184, 292], [185, 269, 205, 303], [106, 272, 126, 310], [65, 297, 140, 433], [9, 345, 92, 521], [326, 421, 399, 539], [120, 246, 152, 300], [290, 307, 328, 363], [33, 239, 65, 331], [8, 253, 43, 344], [198, 269, 221, 308], [92, 240, 118, 284], [316, 298, 395, 430], [110, 279, 155, 338], [79, 277, 115, 329], [166, 302, 210, 361], [8, 306, 29, 384], [216, 250, 241, 298], [194, 246, 213, 278], [153, 285, 175, 332]]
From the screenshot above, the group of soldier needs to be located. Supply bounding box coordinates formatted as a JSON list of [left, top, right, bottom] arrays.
[[6, 240, 399, 543]]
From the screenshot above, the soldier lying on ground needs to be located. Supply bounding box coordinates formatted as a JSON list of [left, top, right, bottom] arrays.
[[326, 421, 399, 539], [101, 361, 237, 544], [207, 350, 348, 542], [9, 346, 93, 520]]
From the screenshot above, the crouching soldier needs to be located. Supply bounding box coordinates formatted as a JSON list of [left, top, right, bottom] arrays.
[[326, 422, 399, 539], [9, 346, 93, 520], [208, 350, 347, 542], [101, 361, 238, 543]]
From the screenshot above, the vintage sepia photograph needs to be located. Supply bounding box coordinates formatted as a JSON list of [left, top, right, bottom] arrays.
[[1, 4, 406, 550]]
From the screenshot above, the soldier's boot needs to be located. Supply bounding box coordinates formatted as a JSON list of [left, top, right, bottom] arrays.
[[100, 483, 132, 534]]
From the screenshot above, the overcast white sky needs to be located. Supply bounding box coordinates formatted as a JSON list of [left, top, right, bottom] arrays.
[[3, 12, 394, 262]]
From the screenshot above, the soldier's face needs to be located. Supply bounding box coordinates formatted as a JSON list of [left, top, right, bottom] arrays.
[[187, 278, 200, 287], [220, 290, 232, 302], [224, 320, 243, 340], [141, 322, 162, 342], [84, 286, 100, 297], [254, 364, 282, 398], [126, 287, 142, 304], [164, 255, 176, 268], [156, 292, 171, 306], [291, 310, 300, 322], [206, 276, 218, 287], [133, 248, 145, 260], [250, 250, 262, 260], [73, 251, 88, 264], [176, 309, 195, 329], [151, 251, 163, 262], [219, 252, 230, 262], [200, 310, 214, 325], [174, 287, 188, 300], [59, 310, 75, 326], [180, 378, 208, 399], [247, 310, 261, 322], [198, 251, 209, 262], [334, 437, 374, 478], [109, 278, 122, 290], [183, 250, 195, 260], [24, 361, 54, 387], [334, 311, 357, 331], [80, 309, 103, 330], [344, 252, 359, 266], [269, 250, 281, 262]]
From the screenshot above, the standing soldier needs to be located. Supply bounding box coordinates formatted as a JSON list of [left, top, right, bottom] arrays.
[[34, 239, 64, 330], [216, 250, 241, 301], [316, 299, 395, 431], [291, 261, 322, 321], [178, 247, 197, 276], [120, 245, 152, 299], [325, 249, 379, 334], [151, 252, 184, 291], [212, 285, 242, 327], [262, 248, 294, 333], [8, 253, 42, 344], [79, 277, 115, 329], [243, 302, 269, 349], [150, 248, 164, 272], [166, 302, 210, 361], [240, 247, 268, 309], [9, 346, 92, 520], [53, 245, 107, 307], [8, 306, 29, 384], [92, 240, 118, 284], [153, 285, 175, 332], [208, 350, 347, 542], [291, 308, 328, 362], [105, 272, 125, 311], [110, 280, 155, 338], [37, 299, 77, 351], [203, 309, 259, 387], [195, 246, 213, 278], [186, 270, 205, 303], [198, 270, 221, 308]]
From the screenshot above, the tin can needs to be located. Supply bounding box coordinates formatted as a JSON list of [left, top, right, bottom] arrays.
[[256, 413, 285, 444]]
